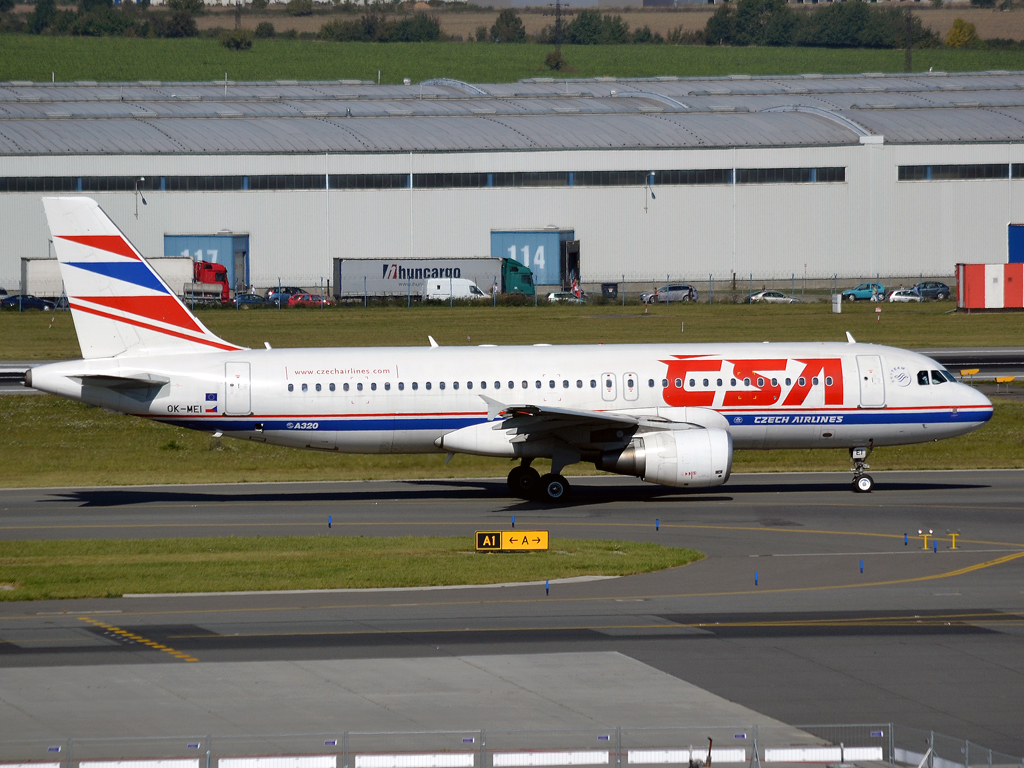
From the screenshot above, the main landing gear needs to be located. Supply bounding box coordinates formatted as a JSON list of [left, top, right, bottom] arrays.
[[507, 461, 570, 503], [851, 446, 874, 493]]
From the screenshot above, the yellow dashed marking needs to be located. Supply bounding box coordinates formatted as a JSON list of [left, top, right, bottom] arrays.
[[78, 617, 197, 662]]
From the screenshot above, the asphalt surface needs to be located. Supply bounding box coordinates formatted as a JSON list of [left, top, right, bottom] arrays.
[[1, 471, 1022, 752]]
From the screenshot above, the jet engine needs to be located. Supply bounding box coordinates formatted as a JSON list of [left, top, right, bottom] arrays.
[[597, 428, 733, 489]]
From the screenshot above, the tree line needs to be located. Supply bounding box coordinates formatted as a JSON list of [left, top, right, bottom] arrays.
[[0, 0, 1015, 51]]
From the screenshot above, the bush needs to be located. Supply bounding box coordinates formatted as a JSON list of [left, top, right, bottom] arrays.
[[152, 9, 197, 36], [254, 19, 274, 37], [287, 0, 313, 15], [566, 8, 629, 45], [946, 18, 980, 48], [667, 26, 704, 45], [544, 49, 566, 70], [0, 0, 14, 11], [29, 0, 57, 32], [388, 12, 440, 41], [970, 0, 995, 7], [220, 27, 253, 48], [632, 25, 663, 44], [167, 0, 203, 14], [489, 8, 524, 43], [474, 24, 486, 41], [250, 0, 267, 9]]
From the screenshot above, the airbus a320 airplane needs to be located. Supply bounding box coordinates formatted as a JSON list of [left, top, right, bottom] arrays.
[[28, 197, 993, 501]]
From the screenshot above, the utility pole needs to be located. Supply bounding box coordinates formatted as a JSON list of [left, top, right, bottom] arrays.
[[554, 0, 563, 50], [904, 9, 913, 73]]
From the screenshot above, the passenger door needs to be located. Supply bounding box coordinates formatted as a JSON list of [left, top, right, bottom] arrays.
[[225, 362, 251, 415], [856, 355, 885, 408]]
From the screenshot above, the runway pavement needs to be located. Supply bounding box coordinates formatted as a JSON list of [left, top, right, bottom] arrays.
[[0, 471, 1022, 753]]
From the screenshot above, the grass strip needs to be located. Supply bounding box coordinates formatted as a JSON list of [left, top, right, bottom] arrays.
[[4, 36, 1024, 83], [5, 302, 1024, 362], [0, 536, 702, 600]]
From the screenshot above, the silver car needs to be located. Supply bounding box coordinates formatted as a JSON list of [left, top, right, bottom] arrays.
[[748, 290, 801, 304], [640, 284, 699, 304]]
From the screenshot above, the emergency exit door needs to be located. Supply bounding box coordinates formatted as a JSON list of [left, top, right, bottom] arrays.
[[856, 355, 885, 408], [225, 362, 251, 415]]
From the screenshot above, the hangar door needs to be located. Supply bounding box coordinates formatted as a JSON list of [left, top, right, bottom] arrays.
[[165, 234, 251, 293], [491, 231, 576, 288]]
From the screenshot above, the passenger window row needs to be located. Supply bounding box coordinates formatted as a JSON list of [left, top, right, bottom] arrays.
[[285, 374, 841, 394]]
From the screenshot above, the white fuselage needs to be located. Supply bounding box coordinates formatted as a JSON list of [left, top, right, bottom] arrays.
[[30, 342, 993, 455]]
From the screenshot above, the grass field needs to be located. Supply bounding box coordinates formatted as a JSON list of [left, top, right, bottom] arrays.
[[4, 36, 1024, 84], [1, 302, 1022, 488], [4, 301, 1024, 361], [0, 536, 702, 600]]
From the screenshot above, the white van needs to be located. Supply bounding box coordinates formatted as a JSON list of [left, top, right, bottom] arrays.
[[422, 277, 488, 301]]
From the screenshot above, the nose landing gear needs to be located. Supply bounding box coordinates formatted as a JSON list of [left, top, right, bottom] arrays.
[[851, 446, 874, 493]]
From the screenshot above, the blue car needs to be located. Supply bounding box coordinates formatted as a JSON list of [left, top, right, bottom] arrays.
[[1, 294, 55, 311], [841, 282, 885, 302]]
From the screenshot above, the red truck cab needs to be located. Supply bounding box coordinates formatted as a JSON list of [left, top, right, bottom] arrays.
[[194, 261, 230, 302]]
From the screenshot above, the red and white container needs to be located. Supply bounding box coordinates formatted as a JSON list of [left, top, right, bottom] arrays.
[[956, 263, 1024, 309]]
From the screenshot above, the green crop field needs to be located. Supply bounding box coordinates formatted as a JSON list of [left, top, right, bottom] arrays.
[[1, 302, 1021, 488], [3, 35, 1024, 83], [0, 536, 703, 600]]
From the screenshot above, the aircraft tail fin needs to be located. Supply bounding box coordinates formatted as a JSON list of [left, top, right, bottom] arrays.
[[42, 197, 242, 359]]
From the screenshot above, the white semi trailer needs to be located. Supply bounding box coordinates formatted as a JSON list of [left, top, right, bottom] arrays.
[[21, 257, 195, 299]]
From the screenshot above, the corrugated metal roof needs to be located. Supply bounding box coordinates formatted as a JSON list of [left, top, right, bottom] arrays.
[[2, 72, 1024, 155]]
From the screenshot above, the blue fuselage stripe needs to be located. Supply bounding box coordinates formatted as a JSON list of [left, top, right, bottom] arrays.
[[158, 409, 991, 433]]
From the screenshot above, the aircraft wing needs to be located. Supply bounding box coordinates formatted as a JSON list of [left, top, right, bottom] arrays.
[[481, 395, 638, 432]]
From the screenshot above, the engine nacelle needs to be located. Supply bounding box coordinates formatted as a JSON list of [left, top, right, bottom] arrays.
[[598, 428, 732, 489]]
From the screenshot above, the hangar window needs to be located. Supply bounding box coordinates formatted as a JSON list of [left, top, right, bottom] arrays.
[[330, 174, 409, 189], [899, 164, 1009, 181], [735, 167, 845, 184]]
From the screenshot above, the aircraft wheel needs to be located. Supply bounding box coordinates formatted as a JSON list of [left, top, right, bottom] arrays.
[[853, 474, 874, 493], [507, 466, 541, 498], [539, 473, 570, 503]]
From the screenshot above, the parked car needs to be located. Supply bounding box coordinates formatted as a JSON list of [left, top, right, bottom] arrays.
[[1, 294, 55, 311], [747, 290, 801, 304], [232, 293, 267, 309], [266, 286, 305, 305], [288, 293, 333, 308], [547, 291, 588, 304], [913, 281, 950, 301], [888, 289, 923, 303], [640, 284, 699, 304], [841, 282, 885, 301], [0, 287, 7, 297]]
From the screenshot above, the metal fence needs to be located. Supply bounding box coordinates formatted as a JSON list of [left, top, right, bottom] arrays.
[[1, 724, 1021, 768]]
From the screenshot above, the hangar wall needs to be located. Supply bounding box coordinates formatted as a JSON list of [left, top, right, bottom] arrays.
[[1, 140, 1020, 291]]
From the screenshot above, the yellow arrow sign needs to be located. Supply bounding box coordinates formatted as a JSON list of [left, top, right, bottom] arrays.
[[475, 531, 549, 551]]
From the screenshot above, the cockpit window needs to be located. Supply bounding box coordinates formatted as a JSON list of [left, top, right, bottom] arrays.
[[930, 370, 946, 385], [941, 370, 957, 383], [917, 371, 930, 386]]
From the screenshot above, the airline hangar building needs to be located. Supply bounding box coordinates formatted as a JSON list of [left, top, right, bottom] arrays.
[[1, 71, 1023, 294]]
